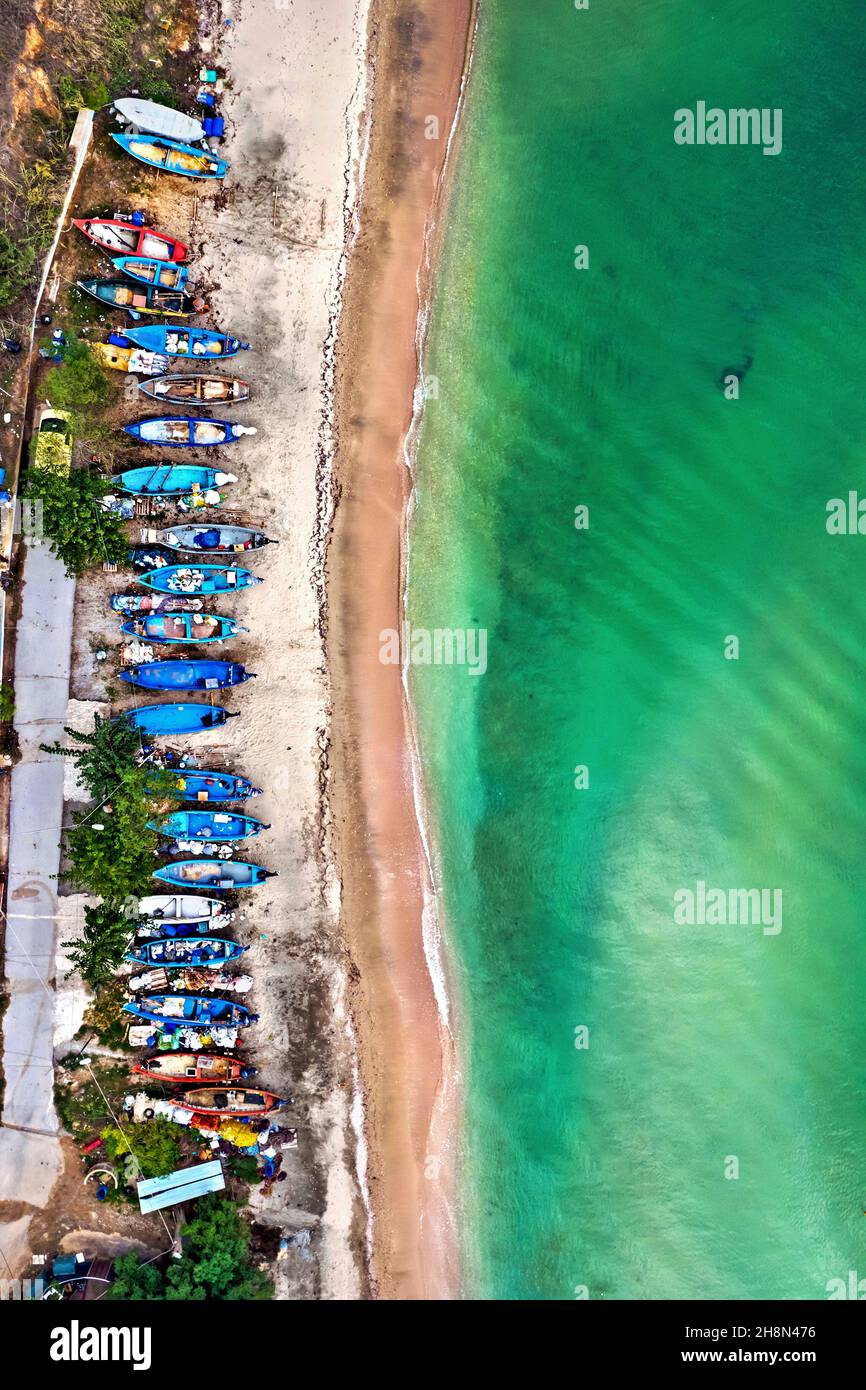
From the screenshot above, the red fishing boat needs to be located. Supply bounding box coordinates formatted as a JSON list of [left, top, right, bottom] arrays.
[[72, 217, 188, 263], [132, 1052, 255, 1083]]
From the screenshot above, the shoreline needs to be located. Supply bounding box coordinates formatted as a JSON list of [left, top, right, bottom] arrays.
[[329, 0, 477, 1299]]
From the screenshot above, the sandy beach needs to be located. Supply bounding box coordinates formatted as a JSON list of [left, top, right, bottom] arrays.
[[41, 0, 379, 1299], [329, 0, 476, 1299]]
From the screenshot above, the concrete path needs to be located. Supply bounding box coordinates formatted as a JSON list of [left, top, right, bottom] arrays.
[[3, 538, 75, 1135]]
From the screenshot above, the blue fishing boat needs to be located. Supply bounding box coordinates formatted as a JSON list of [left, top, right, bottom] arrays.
[[115, 465, 236, 496], [111, 133, 228, 180], [123, 324, 249, 358], [123, 996, 256, 1027], [117, 704, 238, 736], [135, 564, 262, 595], [124, 937, 246, 968], [124, 417, 256, 446], [147, 810, 269, 841], [120, 613, 243, 644], [119, 659, 254, 691], [162, 770, 261, 802], [112, 256, 190, 289], [153, 860, 275, 890]]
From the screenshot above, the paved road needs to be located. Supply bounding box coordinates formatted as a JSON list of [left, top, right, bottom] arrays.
[[3, 538, 75, 1134]]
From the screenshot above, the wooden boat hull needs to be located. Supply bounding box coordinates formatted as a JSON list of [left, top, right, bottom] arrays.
[[117, 703, 236, 736], [123, 324, 248, 358], [148, 810, 267, 841], [115, 465, 234, 496], [111, 133, 228, 180], [120, 659, 253, 691], [77, 278, 195, 318], [153, 860, 274, 889], [125, 936, 246, 967], [132, 1052, 255, 1083], [139, 375, 250, 406], [135, 564, 260, 594], [124, 416, 251, 446], [176, 1087, 285, 1116], [72, 217, 187, 261], [120, 613, 242, 644], [113, 256, 189, 288], [137, 894, 229, 925]]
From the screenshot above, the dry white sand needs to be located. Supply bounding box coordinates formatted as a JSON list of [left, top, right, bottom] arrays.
[[188, 0, 375, 1299]]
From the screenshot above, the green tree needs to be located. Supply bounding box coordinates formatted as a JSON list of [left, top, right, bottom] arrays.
[[105, 1197, 274, 1301], [106, 1252, 166, 1300], [63, 898, 131, 987], [0, 230, 35, 309], [165, 1198, 272, 1300], [63, 762, 159, 897], [43, 336, 112, 409], [24, 464, 128, 576], [0, 685, 14, 722], [43, 714, 141, 801], [101, 1116, 181, 1180]]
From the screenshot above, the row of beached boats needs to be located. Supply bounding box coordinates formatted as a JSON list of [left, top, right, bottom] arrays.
[[75, 100, 292, 1138]]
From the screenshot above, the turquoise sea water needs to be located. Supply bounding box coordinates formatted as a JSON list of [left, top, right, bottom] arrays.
[[408, 0, 866, 1299]]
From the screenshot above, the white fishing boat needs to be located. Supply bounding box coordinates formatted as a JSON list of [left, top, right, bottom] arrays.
[[112, 97, 206, 145]]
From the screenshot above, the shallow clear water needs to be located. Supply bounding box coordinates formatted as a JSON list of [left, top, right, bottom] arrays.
[[409, 0, 866, 1299]]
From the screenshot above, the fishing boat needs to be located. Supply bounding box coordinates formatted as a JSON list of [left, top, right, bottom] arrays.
[[153, 860, 275, 889], [143, 524, 272, 554], [111, 133, 228, 180], [139, 375, 250, 406], [177, 1087, 285, 1117], [112, 98, 206, 145], [124, 417, 256, 446], [123, 324, 248, 358], [137, 894, 229, 925], [114, 465, 236, 496], [111, 593, 207, 615], [77, 278, 197, 318], [72, 217, 188, 261], [125, 936, 246, 967], [123, 995, 256, 1026], [120, 659, 254, 691], [112, 256, 190, 288], [132, 1052, 255, 1083], [148, 810, 268, 841], [120, 613, 243, 644], [90, 343, 169, 375], [134, 565, 261, 595], [159, 770, 261, 803], [117, 704, 238, 736]]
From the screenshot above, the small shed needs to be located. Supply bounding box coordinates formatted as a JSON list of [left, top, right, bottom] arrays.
[[137, 1159, 225, 1214]]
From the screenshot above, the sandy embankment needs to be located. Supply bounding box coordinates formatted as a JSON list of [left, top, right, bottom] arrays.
[[329, 0, 476, 1300]]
